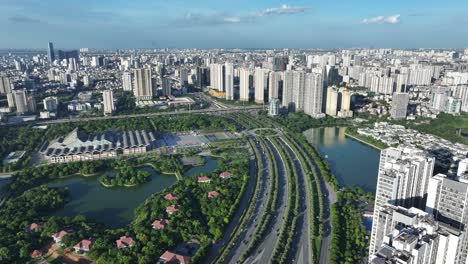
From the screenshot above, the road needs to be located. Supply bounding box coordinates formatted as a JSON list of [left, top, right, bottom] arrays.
[[1, 105, 263, 127], [280, 138, 311, 264], [244, 138, 289, 264], [204, 141, 258, 263], [222, 136, 271, 264]]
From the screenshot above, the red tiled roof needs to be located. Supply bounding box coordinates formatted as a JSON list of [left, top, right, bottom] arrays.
[[208, 191, 220, 199], [159, 250, 191, 264], [28, 223, 43, 232], [31, 249, 41, 258], [197, 176, 211, 183], [152, 219, 169, 230], [166, 205, 180, 214], [164, 193, 178, 201], [52, 230, 69, 241], [74, 239, 93, 251], [219, 171, 232, 178], [116, 236, 135, 249]]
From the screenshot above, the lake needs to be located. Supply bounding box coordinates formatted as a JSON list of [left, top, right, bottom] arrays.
[[48, 157, 219, 227], [303, 127, 380, 193]]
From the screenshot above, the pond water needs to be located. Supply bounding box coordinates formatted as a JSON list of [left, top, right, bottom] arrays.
[[48, 157, 219, 227], [303, 127, 380, 193]]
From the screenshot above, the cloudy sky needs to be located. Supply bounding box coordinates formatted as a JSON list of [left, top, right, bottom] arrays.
[[0, 0, 467, 49]]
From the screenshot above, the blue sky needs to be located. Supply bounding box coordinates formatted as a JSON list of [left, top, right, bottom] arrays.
[[1, 0, 467, 49]]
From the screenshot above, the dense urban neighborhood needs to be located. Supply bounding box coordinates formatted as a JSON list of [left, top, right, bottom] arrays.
[[0, 30, 468, 264]]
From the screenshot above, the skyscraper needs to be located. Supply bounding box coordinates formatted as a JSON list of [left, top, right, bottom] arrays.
[[122, 72, 133, 92], [325, 87, 339, 116], [224, 63, 234, 100], [13, 90, 28, 115], [292, 71, 306, 111], [268, 71, 282, 101], [337, 88, 353, 118], [102, 90, 115, 116], [370, 204, 463, 264], [47, 42, 55, 63], [390, 92, 409, 119], [239, 68, 250, 102], [369, 146, 435, 256], [426, 174, 468, 263], [161, 77, 171, 96], [254, 67, 269, 104], [209, 63, 224, 92], [303, 72, 324, 118], [282, 71, 294, 109], [0, 76, 12, 95], [133, 68, 153, 100]]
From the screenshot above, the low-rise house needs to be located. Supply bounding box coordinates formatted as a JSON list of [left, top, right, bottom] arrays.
[[26, 223, 43, 233], [197, 176, 211, 183], [208, 191, 220, 199], [73, 239, 93, 252], [158, 250, 191, 264], [219, 171, 232, 179], [52, 230, 69, 244], [164, 193, 178, 201], [30, 250, 41, 258], [166, 205, 180, 215], [152, 219, 169, 230], [116, 236, 136, 249]]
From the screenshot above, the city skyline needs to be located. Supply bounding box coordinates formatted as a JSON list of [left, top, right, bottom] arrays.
[[1, 0, 468, 49]]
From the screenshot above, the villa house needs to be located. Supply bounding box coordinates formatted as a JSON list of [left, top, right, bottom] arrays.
[[152, 219, 169, 230], [52, 230, 69, 244], [208, 191, 220, 199], [197, 176, 211, 183], [158, 250, 191, 264], [219, 171, 232, 179], [164, 193, 178, 201], [166, 205, 180, 215], [26, 223, 43, 233], [116, 236, 136, 249], [73, 239, 93, 252]]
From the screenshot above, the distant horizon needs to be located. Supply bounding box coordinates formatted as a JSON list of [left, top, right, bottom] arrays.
[[0, 46, 466, 51]]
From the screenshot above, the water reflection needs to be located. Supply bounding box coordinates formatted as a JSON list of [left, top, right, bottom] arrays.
[[303, 127, 380, 193]]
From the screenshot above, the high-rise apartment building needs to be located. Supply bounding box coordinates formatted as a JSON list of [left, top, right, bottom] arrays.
[[122, 72, 133, 92], [325, 87, 339, 116], [292, 71, 306, 111], [254, 67, 269, 104], [337, 88, 353, 118], [371, 204, 463, 264], [369, 146, 435, 256], [268, 71, 282, 101], [209, 63, 224, 92], [303, 72, 324, 118], [390, 92, 409, 119], [13, 90, 29, 115], [224, 63, 234, 100], [0, 76, 12, 95], [133, 68, 153, 100], [282, 71, 294, 109], [43, 96, 58, 112], [102, 90, 115, 116], [161, 77, 171, 96], [239, 68, 250, 102], [426, 174, 468, 263]]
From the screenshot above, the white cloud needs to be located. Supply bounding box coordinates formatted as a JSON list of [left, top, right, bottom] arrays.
[[223, 17, 241, 23], [257, 4, 310, 16], [362, 14, 401, 24]]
